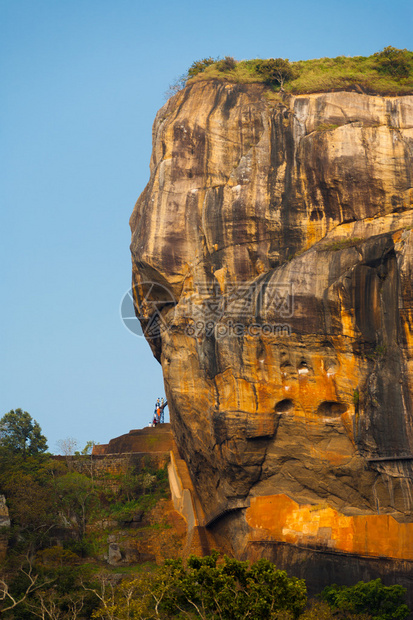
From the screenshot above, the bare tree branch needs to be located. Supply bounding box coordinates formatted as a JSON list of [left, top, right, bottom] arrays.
[[0, 559, 54, 612]]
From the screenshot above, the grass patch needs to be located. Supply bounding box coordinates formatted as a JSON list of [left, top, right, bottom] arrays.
[[185, 48, 413, 96], [319, 237, 365, 252], [315, 123, 339, 132], [97, 493, 167, 522], [109, 562, 158, 575], [93, 464, 170, 523], [190, 61, 260, 84], [101, 499, 144, 521], [263, 90, 284, 105]]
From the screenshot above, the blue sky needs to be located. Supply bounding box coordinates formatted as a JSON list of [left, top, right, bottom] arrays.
[[1, 0, 412, 453]]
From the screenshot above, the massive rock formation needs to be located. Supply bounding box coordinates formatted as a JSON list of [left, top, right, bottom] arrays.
[[130, 80, 413, 590]]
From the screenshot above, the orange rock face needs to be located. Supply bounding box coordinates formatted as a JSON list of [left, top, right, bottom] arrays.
[[247, 494, 413, 560], [130, 81, 413, 570]]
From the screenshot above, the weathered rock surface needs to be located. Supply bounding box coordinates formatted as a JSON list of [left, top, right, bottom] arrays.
[[0, 495, 10, 528], [0, 495, 10, 562], [130, 81, 413, 584], [107, 542, 123, 565]]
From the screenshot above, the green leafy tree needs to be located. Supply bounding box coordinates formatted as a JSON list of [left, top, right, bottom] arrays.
[[149, 551, 307, 619], [187, 57, 216, 78], [373, 47, 411, 78], [3, 472, 56, 542], [300, 600, 371, 619], [1, 555, 96, 619], [321, 579, 410, 620], [0, 409, 47, 457], [56, 473, 97, 541], [85, 572, 142, 620], [87, 554, 307, 619], [80, 440, 96, 456], [119, 472, 141, 502], [255, 58, 294, 90], [0, 454, 70, 551], [0, 559, 55, 617], [216, 56, 237, 72]]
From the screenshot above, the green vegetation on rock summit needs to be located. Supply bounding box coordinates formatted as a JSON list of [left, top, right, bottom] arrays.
[[172, 47, 413, 96]]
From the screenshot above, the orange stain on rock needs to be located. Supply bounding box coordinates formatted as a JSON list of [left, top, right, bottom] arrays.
[[247, 494, 413, 560]]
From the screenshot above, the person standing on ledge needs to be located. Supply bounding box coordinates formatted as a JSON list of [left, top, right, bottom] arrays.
[[151, 398, 160, 426], [150, 397, 168, 426]]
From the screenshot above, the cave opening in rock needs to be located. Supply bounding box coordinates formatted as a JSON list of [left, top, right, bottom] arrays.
[[274, 399, 294, 414], [316, 401, 347, 416]]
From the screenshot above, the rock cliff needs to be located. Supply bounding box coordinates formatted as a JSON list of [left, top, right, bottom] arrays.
[[130, 80, 413, 587]]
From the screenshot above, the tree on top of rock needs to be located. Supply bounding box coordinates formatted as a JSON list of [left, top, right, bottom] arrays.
[[373, 46, 412, 78], [0, 408, 48, 457], [187, 57, 216, 78], [256, 58, 294, 90]]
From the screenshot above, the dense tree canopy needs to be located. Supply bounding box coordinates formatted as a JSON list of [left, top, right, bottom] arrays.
[[0, 409, 48, 457], [187, 57, 216, 78], [373, 46, 412, 78], [321, 579, 409, 620], [148, 552, 308, 619]]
